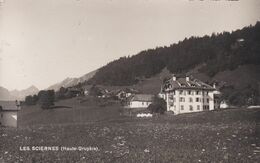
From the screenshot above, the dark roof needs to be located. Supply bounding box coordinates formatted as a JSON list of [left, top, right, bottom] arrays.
[[0, 101, 20, 111], [163, 76, 215, 92], [130, 94, 154, 102]]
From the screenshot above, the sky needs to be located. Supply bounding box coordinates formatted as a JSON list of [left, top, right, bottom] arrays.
[[0, 0, 260, 91]]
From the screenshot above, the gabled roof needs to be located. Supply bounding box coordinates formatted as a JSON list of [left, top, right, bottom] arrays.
[[130, 94, 154, 102], [163, 76, 215, 91], [0, 101, 20, 111]]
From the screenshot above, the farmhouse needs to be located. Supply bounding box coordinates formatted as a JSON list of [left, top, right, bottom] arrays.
[[115, 88, 139, 100], [128, 94, 154, 108], [0, 101, 20, 127], [160, 75, 218, 115]]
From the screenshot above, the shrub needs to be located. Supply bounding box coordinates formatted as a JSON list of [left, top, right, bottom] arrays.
[[148, 96, 167, 114]]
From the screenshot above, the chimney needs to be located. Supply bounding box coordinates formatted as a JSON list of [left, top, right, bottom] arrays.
[[186, 76, 190, 81], [172, 75, 176, 81]]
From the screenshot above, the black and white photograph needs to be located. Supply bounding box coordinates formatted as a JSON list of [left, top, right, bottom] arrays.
[[0, 0, 260, 162]]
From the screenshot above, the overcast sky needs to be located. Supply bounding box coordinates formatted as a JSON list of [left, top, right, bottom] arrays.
[[0, 0, 260, 90]]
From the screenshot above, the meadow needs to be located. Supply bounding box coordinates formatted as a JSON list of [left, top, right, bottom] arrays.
[[0, 97, 259, 163]]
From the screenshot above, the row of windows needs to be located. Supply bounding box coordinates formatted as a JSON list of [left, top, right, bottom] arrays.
[[179, 90, 209, 95], [169, 97, 210, 103], [179, 105, 209, 111], [168, 91, 209, 97]]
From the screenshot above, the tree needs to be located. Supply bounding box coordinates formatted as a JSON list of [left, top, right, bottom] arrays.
[[55, 87, 68, 100], [25, 95, 36, 105], [148, 96, 167, 114], [38, 90, 55, 109], [89, 85, 103, 97]]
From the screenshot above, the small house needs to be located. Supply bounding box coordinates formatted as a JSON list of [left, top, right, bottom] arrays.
[[128, 94, 154, 108], [0, 101, 20, 127]]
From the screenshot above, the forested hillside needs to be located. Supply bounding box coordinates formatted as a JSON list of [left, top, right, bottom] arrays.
[[89, 22, 259, 86], [87, 22, 260, 105]]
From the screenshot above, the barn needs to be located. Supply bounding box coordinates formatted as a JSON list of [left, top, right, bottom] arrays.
[[0, 101, 20, 127]]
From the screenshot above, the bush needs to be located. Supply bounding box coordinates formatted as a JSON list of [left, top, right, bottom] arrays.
[[148, 96, 167, 114]]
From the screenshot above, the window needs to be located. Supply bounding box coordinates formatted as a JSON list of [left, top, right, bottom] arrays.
[[169, 95, 174, 100], [170, 102, 174, 107], [146, 102, 149, 105], [181, 105, 184, 110], [179, 90, 183, 95], [142, 102, 144, 105], [188, 91, 191, 95], [189, 98, 193, 102], [207, 98, 209, 103], [180, 97, 185, 102], [189, 105, 193, 111], [196, 98, 200, 102], [203, 105, 209, 110], [197, 105, 200, 110], [196, 91, 199, 95]]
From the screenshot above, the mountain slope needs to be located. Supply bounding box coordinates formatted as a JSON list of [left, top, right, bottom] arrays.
[[88, 22, 260, 86], [0, 86, 15, 101], [10, 85, 39, 100], [47, 70, 97, 91], [85, 22, 260, 105], [0, 86, 39, 101]]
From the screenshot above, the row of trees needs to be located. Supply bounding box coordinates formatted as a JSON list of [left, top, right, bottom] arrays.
[[24, 90, 55, 109]]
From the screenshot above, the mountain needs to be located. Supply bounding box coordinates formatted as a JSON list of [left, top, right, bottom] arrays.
[[0, 86, 15, 101], [88, 22, 260, 86], [47, 70, 97, 91], [0, 85, 39, 101], [86, 22, 260, 106], [10, 85, 39, 100]]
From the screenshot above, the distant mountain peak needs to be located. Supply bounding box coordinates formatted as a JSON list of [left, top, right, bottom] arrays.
[[46, 69, 97, 91], [27, 85, 39, 91]]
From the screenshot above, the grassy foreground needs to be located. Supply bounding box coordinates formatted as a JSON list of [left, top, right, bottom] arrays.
[[0, 99, 259, 162]]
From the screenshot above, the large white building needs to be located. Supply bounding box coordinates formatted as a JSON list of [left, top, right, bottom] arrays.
[[160, 76, 217, 115]]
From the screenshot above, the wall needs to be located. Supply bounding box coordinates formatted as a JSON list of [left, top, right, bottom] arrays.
[[165, 89, 215, 115], [130, 101, 151, 108], [0, 112, 17, 127]]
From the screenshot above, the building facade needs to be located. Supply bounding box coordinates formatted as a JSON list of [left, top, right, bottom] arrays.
[[161, 76, 217, 115], [128, 94, 154, 108], [0, 101, 20, 127]]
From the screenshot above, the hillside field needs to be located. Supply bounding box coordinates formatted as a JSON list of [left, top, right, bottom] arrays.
[[0, 98, 260, 162]]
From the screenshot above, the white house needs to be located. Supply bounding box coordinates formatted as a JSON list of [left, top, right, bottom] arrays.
[[128, 94, 154, 108], [0, 101, 20, 127], [160, 75, 218, 115]]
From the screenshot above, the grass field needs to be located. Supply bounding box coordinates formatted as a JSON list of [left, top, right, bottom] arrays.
[[1, 97, 260, 162]]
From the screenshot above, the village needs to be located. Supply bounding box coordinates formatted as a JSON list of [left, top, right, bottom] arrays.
[[1, 74, 230, 128], [1, 0, 260, 162]]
